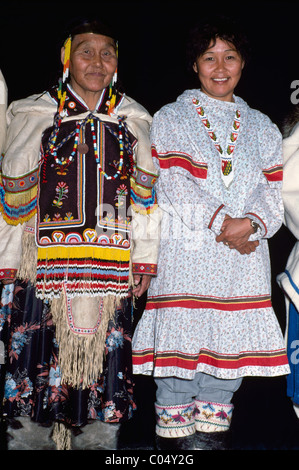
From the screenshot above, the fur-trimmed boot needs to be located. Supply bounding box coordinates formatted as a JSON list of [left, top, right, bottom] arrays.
[[194, 400, 234, 450], [155, 402, 196, 450]]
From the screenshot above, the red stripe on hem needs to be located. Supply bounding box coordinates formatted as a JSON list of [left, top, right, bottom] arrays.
[[132, 350, 289, 370], [145, 298, 272, 312]]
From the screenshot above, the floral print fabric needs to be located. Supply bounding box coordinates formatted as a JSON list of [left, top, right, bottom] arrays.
[[0, 281, 135, 426], [132, 90, 290, 380]]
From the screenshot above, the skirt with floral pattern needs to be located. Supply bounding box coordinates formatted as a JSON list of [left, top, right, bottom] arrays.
[[0, 280, 136, 427]]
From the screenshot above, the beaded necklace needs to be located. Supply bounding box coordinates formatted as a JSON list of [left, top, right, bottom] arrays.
[[47, 111, 131, 180], [51, 121, 81, 171], [90, 116, 125, 180], [193, 98, 241, 186]]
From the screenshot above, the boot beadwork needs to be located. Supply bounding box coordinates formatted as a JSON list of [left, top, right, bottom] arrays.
[[155, 402, 196, 438], [194, 400, 233, 433]]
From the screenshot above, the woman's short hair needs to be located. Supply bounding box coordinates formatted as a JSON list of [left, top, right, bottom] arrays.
[[186, 16, 251, 72]]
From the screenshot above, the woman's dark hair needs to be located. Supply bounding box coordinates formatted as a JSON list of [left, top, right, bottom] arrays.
[[64, 17, 118, 45], [186, 16, 251, 72]]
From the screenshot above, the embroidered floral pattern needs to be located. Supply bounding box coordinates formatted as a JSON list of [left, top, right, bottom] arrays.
[[115, 184, 128, 208], [64, 212, 74, 221], [194, 400, 233, 432], [155, 403, 196, 438], [52, 182, 69, 208]]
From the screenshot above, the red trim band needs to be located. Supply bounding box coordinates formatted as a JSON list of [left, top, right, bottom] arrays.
[[132, 348, 289, 370], [0, 268, 17, 280], [132, 262, 157, 276], [145, 294, 272, 311], [263, 165, 283, 182], [152, 147, 208, 179], [208, 204, 225, 230]]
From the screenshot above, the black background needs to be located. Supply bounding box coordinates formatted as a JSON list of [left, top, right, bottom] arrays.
[[0, 0, 298, 126], [1, 0, 299, 450]]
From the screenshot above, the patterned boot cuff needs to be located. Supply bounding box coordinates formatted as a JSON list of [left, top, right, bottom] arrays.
[[155, 402, 196, 438], [194, 399, 233, 433]]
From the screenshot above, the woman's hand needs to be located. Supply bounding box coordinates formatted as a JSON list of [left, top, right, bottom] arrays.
[[132, 274, 152, 298], [216, 215, 259, 255]]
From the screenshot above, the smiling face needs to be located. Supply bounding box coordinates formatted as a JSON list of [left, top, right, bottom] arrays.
[[193, 37, 244, 102], [61, 33, 118, 109]]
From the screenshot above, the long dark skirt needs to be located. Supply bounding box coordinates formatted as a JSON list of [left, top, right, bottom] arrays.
[[0, 280, 136, 427]]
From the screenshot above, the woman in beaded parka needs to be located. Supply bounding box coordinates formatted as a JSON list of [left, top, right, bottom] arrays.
[[132, 17, 290, 450], [0, 18, 160, 449]]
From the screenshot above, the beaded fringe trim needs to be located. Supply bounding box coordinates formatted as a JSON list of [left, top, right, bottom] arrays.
[[0, 184, 37, 226], [51, 290, 119, 389], [17, 229, 38, 284], [51, 422, 72, 450], [18, 229, 130, 390]]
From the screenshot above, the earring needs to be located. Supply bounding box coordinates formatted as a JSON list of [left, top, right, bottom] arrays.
[[107, 42, 118, 115], [112, 68, 118, 87]]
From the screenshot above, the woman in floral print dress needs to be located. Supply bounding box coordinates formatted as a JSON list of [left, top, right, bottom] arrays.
[[132, 17, 290, 449]]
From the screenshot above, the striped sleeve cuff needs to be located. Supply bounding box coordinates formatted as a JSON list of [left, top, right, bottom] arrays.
[[208, 204, 226, 234], [0, 268, 17, 281], [132, 263, 157, 276]]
